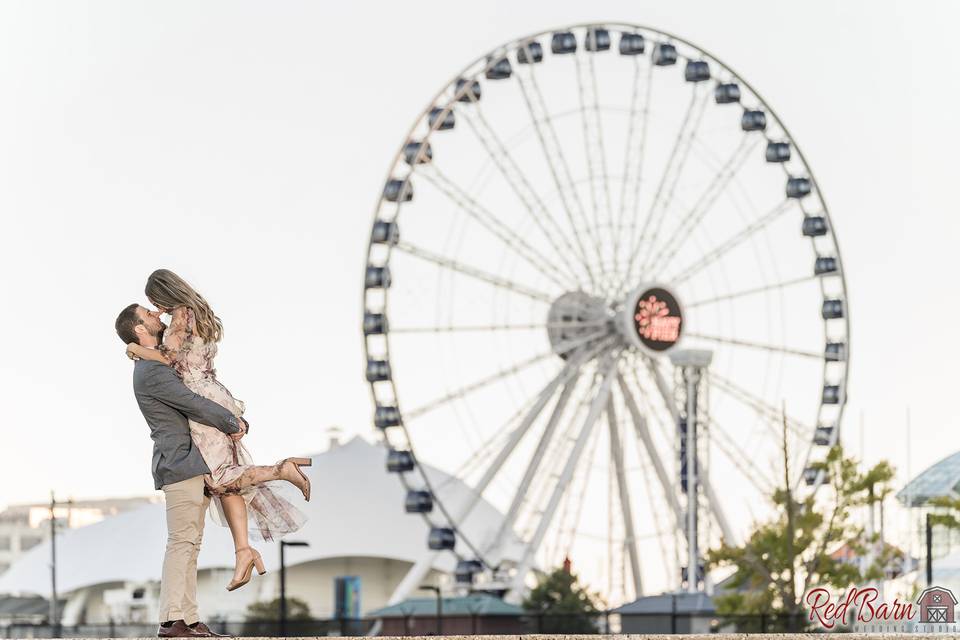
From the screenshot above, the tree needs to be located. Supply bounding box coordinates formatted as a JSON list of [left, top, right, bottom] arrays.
[[245, 597, 313, 622], [706, 430, 897, 631], [522, 562, 605, 633]]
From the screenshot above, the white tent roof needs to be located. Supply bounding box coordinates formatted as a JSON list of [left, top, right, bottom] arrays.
[[0, 435, 527, 596]]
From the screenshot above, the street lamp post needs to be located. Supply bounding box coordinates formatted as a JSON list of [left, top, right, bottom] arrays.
[[419, 585, 442, 635], [49, 492, 72, 638], [49, 491, 58, 637], [279, 540, 309, 637]]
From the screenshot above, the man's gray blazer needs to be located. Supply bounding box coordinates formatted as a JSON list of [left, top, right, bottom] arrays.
[[132, 359, 242, 490]]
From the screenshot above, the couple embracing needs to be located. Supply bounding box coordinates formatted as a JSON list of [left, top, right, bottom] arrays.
[[115, 269, 311, 638]]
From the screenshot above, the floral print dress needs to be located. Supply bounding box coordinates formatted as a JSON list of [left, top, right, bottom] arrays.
[[160, 306, 306, 541]]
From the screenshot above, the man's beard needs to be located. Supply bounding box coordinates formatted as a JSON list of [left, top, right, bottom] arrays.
[[155, 325, 166, 343]]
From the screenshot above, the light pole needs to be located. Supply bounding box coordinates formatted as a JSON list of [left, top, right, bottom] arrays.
[[279, 540, 308, 637], [49, 491, 58, 637], [49, 492, 72, 638], [419, 585, 442, 635]]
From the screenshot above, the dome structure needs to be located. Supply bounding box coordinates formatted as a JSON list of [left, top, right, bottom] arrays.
[[0, 435, 529, 622], [897, 451, 960, 507]]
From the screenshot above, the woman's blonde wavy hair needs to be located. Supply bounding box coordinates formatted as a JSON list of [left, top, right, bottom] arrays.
[[145, 269, 223, 343]]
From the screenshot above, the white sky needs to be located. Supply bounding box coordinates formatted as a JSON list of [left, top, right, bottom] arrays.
[[0, 0, 957, 579]]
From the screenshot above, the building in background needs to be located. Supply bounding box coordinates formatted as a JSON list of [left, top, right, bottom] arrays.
[[613, 592, 715, 634], [366, 593, 525, 635], [898, 450, 960, 595], [0, 497, 159, 576], [0, 435, 530, 624]]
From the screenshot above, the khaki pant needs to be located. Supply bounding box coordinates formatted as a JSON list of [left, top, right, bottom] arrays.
[[158, 475, 209, 625]]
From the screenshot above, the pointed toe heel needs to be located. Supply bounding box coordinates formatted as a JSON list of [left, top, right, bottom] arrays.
[[226, 546, 262, 591], [280, 458, 312, 502]]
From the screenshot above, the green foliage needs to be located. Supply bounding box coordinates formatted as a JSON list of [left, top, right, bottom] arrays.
[[522, 565, 605, 633], [244, 597, 313, 622], [927, 496, 960, 529], [706, 444, 898, 624]]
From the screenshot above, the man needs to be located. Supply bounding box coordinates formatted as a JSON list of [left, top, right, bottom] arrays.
[[115, 303, 246, 638]]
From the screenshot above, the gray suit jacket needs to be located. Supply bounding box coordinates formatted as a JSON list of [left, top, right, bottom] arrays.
[[132, 359, 242, 490]]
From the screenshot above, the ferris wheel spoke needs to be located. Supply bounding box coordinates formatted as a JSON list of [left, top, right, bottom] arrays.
[[685, 274, 817, 308], [390, 319, 608, 334], [708, 372, 814, 441], [508, 351, 620, 596], [418, 166, 573, 290], [394, 240, 554, 303], [485, 367, 584, 557], [616, 60, 654, 282], [404, 351, 551, 421], [617, 374, 683, 531], [552, 408, 603, 562], [704, 417, 778, 495], [606, 396, 644, 596], [685, 331, 822, 360], [437, 347, 597, 543], [637, 353, 681, 424], [670, 199, 794, 285], [574, 49, 615, 287], [404, 332, 614, 421], [471, 347, 595, 494], [436, 395, 537, 492], [458, 104, 588, 287], [634, 424, 674, 587], [515, 61, 604, 285], [620, 85, 711, 297], [644, 135, 759, 276]]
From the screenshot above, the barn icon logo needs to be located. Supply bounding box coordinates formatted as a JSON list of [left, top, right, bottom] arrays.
[[917, 586, 958, 624]]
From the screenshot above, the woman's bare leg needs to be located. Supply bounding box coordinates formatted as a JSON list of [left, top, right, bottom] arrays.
[[223, 460, 311, 501], [219, 494, 249, 551], [219, 493, 265, 590]]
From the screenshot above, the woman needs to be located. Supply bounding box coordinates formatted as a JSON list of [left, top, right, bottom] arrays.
[[126, 268, 310, 592]]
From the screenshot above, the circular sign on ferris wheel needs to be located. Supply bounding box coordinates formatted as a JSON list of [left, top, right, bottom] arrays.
[[621, 284, 684, 355]]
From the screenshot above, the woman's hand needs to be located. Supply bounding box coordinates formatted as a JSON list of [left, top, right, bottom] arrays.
[[126, 343, 141, 361]]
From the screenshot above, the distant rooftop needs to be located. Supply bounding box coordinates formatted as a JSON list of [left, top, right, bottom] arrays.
[[612, 591, 715, 615], [897, 450, 960, 507]]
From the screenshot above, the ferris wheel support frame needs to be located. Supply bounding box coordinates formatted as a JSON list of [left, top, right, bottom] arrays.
[[504, 351, 621, 603], [606, 395, 644, 597]]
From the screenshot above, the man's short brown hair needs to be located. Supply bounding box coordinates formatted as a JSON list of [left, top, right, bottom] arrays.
[[115, 303, 142, 345]]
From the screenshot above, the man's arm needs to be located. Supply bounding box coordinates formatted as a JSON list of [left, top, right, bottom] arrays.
[[142, 364, 242, 435]]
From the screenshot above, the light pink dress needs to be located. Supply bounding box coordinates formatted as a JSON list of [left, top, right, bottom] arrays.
[[160, 306, 307, 541]]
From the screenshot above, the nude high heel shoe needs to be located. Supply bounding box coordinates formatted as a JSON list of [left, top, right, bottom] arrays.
[[226, 546, 266, 591], [279, 457, 312, 502]]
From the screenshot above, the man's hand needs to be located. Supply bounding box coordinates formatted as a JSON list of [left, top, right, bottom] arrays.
[[229, 417, 249, 441]]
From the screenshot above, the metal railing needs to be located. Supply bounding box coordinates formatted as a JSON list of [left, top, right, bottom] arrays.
[[0, 611, 817, 637]]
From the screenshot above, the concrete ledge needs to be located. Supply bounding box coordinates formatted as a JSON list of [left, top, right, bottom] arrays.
[[26, 635, 958, 640]]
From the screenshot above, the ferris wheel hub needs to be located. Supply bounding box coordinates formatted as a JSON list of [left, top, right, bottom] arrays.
[[546, 290, 613, 358]]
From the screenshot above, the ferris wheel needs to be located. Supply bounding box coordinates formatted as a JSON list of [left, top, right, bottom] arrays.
[[362, 22, 849, 603]]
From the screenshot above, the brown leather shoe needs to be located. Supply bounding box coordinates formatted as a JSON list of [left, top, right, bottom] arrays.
[[191, 622, 230, 637], [158, 620, 208, 638]]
